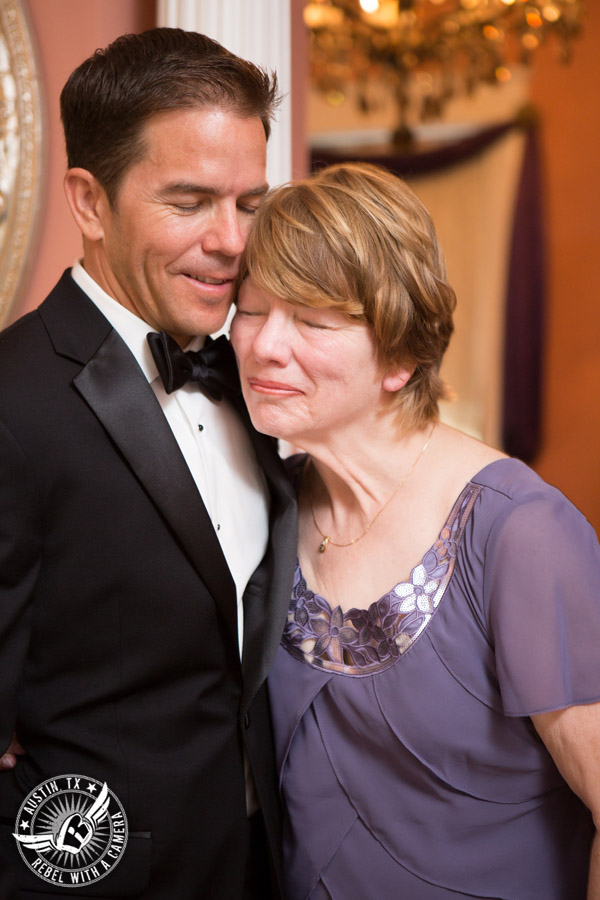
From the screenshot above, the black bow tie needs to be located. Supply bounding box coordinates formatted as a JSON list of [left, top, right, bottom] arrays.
[[147, 331, 240, 401]]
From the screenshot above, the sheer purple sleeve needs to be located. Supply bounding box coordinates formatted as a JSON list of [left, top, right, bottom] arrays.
[[484, 484, 600, 716]]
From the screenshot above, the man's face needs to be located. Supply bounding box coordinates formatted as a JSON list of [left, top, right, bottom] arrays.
[[88, 106, 268, 344]]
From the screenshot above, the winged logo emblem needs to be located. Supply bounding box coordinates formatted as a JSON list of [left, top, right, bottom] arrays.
[[13, 781, 110, 856]]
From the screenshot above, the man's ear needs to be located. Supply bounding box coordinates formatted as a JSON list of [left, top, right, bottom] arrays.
[[63, 168, 109, 242], [382, 366, 414, 394]]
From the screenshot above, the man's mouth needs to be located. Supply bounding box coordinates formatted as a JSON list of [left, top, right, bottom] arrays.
[[186, 274, 231, 285]]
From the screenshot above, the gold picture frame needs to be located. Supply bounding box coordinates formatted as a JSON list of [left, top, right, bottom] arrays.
[[0, 0, 43, 328]]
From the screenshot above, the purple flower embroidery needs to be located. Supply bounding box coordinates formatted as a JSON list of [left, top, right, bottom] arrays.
[[348, 597, 403, 663], [376, 636, 401, 661], [348, 601, 388, 646], [290, 572, 313, 627], [311, 606, 356, 665], [437, 524, 460, 562]]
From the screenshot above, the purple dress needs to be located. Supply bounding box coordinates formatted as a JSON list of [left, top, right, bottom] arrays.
[[268, 459, 600, 899]]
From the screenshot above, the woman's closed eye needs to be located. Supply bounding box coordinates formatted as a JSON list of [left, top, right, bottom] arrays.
[[235, 307, 265, 318], [299, 318, 331, 330]]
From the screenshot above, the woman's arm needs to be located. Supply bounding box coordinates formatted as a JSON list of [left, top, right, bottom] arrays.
[[532, 702, 600, 900]]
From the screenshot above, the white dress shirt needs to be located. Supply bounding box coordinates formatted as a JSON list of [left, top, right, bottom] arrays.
[[71, 262, 270, 657]]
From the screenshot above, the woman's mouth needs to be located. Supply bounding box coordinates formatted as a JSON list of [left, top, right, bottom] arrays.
[[248, 378, 302, 396]]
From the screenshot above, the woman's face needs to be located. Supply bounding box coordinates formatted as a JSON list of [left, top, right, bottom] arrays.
[[231, 278, 401, 448]]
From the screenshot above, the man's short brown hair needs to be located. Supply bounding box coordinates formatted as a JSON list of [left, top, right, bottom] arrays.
[[60, 28, 279, 206]]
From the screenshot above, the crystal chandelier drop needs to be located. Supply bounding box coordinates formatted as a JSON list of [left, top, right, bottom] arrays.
[[304, 0, 585, 143]]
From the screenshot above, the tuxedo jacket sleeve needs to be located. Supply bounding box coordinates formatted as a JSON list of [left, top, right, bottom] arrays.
[[0, 272, 297, 899]]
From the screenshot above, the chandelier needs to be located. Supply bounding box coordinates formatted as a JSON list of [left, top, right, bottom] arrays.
[[304, 0, 585, 144]]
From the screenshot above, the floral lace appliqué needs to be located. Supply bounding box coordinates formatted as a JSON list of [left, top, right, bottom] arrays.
[[282, 483, 481, 676]]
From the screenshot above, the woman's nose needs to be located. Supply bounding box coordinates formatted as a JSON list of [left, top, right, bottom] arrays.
[[251, 313, 293, 365]]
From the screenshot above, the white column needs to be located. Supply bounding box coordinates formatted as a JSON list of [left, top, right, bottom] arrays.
[[156, 0, 292, 188]]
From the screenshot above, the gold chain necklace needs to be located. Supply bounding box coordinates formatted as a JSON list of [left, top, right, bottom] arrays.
[[309, 424, 435, 553]]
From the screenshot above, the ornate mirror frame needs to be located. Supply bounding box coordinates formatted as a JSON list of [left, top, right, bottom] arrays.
[[0, 0, 43, 328]]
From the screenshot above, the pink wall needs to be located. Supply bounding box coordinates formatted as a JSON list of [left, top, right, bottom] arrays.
[[11, 0, 156, 322]]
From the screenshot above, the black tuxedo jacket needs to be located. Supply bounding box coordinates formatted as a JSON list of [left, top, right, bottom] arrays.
[[0, 272, 297, 899]]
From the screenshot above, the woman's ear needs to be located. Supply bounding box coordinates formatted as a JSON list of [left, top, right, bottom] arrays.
[[63, 168, 109, 242], [382, 366, 414, 393]]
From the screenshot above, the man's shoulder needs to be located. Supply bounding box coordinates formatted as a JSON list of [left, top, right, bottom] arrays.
[[0, 306, 56, 428], [0, 272, 100, 393], [0, 271, 111, 368], [0, 305, 46, 364], [1, 269, 72, 335]]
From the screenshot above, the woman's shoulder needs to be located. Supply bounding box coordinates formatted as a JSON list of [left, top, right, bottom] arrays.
[[436, 426, 560, 509], [435, 426, 595, 547], [470, 456, 581, 519], [465, 457, 598, 570], [470, 456, 549, 500]]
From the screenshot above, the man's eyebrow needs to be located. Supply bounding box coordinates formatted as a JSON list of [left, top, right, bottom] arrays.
[[161, 182, 269, 197]]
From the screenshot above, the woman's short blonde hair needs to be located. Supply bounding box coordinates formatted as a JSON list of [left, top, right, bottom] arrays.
[[238, 162, 456, 430]]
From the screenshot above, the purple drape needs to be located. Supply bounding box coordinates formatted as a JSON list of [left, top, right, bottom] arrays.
[[501, 128, 545, 461], [311, 120, 545, 461]]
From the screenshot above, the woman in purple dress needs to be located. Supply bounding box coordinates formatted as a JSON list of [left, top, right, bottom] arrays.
[[230, 162, 600, 899]]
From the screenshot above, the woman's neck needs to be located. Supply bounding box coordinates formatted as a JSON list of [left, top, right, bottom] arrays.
[[296, 422, 506, 611], [299, 418, 437, 542]]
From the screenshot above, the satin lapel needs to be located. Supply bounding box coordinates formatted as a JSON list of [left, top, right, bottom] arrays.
[[73, 328, 238, 644], [233, 398, 298, 711]]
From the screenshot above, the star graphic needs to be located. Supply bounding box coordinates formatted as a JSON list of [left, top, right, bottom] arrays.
[[86, 783, 97, 794], [19, 820, 29, 830]]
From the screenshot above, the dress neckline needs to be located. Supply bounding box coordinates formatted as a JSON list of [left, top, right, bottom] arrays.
[[282, 480, 482, 677]]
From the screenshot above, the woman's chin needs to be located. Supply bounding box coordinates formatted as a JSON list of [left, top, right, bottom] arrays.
[[245, 404, 298, 444]]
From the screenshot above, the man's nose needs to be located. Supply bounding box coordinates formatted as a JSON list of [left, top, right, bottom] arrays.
[[201, 205, 247, 258]]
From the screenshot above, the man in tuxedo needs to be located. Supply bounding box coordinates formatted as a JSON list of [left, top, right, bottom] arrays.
[[0, 28, 297, 899]]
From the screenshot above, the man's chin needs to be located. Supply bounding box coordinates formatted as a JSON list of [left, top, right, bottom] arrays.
[[173, 306, 233, 341]]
